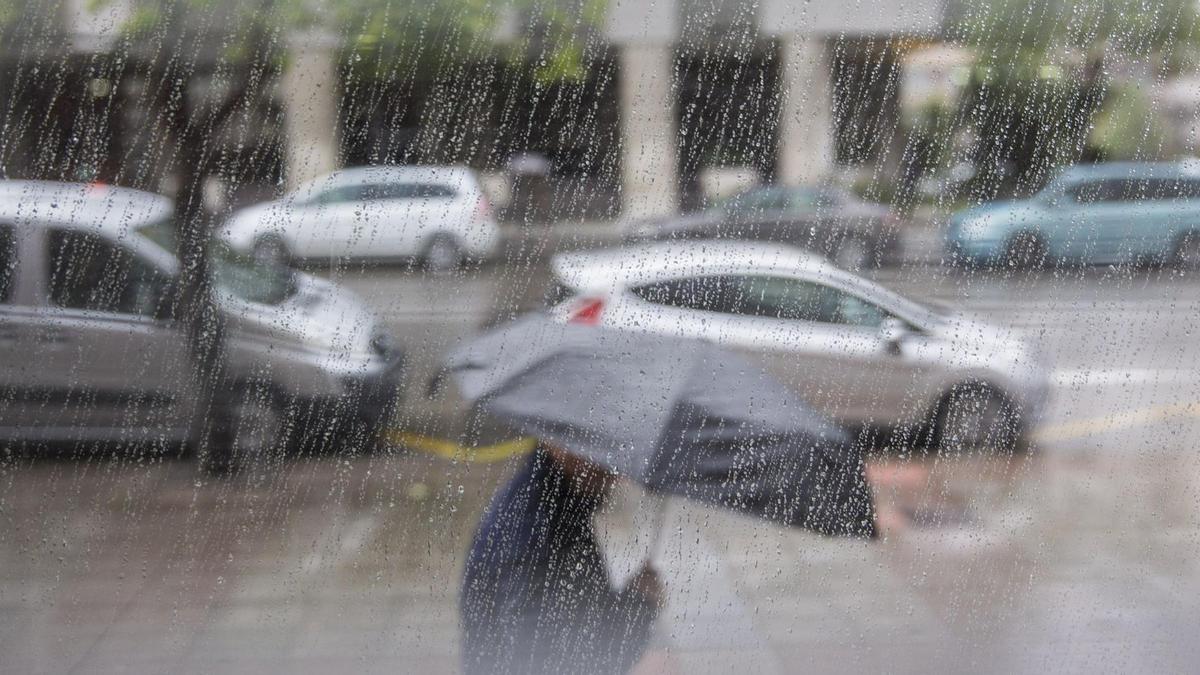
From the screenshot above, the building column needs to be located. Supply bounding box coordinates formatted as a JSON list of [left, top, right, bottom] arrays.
[[617, 42, 679, 219], [777, 34, 834, 185], [282, 31, 339, 189]]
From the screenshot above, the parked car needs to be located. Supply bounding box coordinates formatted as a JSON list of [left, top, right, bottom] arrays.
[[0, 181, 405, 464], [546, 241, 1048, 451], [621, 184, 900, 269], [946, 161, 1200, 268], [220, 165, 500, 271]]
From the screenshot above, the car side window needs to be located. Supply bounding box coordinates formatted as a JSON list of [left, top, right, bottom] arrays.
[[785, 189, 824, 213], [314, 185, 361, 205], [318, 183, 458, 203], [1179, 179, 1200, 199], [47, 230, 173, 318], [1065, 180, 1107, 203], [0, 224, 15, 303], [390, 183, 457, 199], [725, 276, 890, 328], [1069, 178, 1184, 203], [726, 189, 788, 217], [631, 276, 736, 313]]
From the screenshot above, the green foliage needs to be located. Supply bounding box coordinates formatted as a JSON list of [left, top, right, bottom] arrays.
[[1089, 84, 1168, 160], [105, 0, 606, 83], [953, 0, 1200, 82]]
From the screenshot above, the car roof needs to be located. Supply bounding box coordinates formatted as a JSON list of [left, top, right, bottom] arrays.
[[552, 241, 842, 291], [315, 165, 479, 187], [553, 240, 941, 327], [0, 180, 173, 235], [1056, 161, 1200, 182]]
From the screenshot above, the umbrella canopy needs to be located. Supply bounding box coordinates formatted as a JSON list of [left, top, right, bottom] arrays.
[[446, 315, 876, 538]]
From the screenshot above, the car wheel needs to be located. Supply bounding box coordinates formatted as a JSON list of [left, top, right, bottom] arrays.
[[221, 384, 288, 476], [833, 237, 871, 270], [1002, 231, 1048, 271], [252, 234, 292, 267], [934, 385, 1022, 454], [424, 234, 462, 273], [1173, 231, 1200, 270]]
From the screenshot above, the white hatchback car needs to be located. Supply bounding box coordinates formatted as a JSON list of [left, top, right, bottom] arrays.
[[547, 241, 1049, 451], [221, 165, 500, 270]]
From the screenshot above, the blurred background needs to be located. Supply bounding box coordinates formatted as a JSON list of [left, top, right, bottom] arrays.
[[2, 0, 1200, 672]]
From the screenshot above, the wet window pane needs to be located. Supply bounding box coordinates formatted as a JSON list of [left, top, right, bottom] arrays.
[[6, 0, 1200, 671], [0, 224, 15, 302], [47, 230, 171, 317]]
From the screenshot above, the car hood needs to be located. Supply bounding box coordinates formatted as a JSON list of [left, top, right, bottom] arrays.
[[217, 272, 382, 358], [219, 200, 293, 246], [929, 310, 1033, 355]]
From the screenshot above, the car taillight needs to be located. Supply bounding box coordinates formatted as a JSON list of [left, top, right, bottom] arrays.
[[475, 194, 493, 221], [568, 297, 605, 325]]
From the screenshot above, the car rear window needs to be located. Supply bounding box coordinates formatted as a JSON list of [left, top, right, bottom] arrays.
[[631, 276, 737, 313], [1068, 177, 1200, 203]]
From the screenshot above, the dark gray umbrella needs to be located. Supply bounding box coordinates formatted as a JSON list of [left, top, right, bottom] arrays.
[[446, 315, 876, 538]]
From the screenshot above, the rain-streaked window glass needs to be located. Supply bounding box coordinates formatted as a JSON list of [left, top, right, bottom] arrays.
[[47, 230, 172, 317], [6, 0, 1200, 672], [0, 224, 15, 302]]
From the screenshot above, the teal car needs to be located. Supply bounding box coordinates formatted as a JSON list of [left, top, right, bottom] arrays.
[[946, 162, 1200, 268]]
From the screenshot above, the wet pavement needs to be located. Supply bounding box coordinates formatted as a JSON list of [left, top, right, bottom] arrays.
[[3, 232, 1200, 673]]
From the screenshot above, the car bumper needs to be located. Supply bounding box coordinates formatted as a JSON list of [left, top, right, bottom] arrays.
[[342, 352, 406, 426], [295, 351, 406, 433]]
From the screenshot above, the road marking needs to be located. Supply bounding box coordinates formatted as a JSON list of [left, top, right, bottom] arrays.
[[1034, 400, 1200, 443], [384, 431, 537, 463]]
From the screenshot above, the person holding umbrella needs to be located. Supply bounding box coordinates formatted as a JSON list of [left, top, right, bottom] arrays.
[[460, 441, 666, 675], [448, 316, 879, 674]]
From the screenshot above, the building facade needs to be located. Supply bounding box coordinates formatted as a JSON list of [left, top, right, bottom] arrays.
[[2, 0, 948, 218]]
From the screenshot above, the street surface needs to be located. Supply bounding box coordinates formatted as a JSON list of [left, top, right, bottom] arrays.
[[3, 226, 1200, 673]]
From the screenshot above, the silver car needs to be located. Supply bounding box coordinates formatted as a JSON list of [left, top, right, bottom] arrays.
[[0, 181, 404, 461], [548, 241, 1048, 451]]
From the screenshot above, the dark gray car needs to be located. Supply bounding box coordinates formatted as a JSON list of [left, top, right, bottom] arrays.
[[621, 185, 900, 269]]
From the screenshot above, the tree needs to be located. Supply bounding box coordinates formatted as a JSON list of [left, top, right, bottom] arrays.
[[944, 0, 1200, 197]]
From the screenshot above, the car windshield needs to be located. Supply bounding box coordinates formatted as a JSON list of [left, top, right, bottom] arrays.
[[136, 219, 295, 306]]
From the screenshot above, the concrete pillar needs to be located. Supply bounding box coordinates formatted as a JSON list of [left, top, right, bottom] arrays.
[[282, 31, 339, 189], [617, 43, 679, 219], [777, 34, 834, 185]]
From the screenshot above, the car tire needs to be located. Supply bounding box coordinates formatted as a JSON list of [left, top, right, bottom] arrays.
[[1173, 230, 1200, 270], [833, 237, 871, 270], [933, 384, 1022, 454], [252, 234, 292, 267], [208, 383, 289, 476], [424, 234, 462, 273], [1002, 231, 1048, 271]]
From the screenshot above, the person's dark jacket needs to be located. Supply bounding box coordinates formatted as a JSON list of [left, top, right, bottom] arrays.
[[461, 450, 657, 675]]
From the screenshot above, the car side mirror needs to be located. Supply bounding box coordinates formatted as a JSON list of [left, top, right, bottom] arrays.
[[879, 317, 909, 355]]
